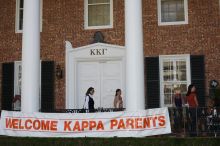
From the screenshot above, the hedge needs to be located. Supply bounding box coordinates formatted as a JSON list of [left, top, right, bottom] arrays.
[[0, 137, 220, 146]]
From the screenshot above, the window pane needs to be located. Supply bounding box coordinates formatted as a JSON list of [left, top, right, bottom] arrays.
[[162, 57, 189, 107], [163, 61, 174, 81], [176, 60, 186, 81], [19, 10, 23, 30], [164, 83, 187, 105], [88, 4, 110, 26], [88, 0, 110, 4], [161, 0, 184, 22], [164, 84, 173, 105], [20, 0, 24, 9], [18, 65, 22, 95]]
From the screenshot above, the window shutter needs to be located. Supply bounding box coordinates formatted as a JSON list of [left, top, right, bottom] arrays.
[[41, 61, 55, 112], [1, 62, 14, 110], [190, 55, 205, 106], [145, 57, 160, 108]]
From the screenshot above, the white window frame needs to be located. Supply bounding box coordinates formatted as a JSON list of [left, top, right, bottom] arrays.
[[84, 0, 113, 30], [157, 0, 188, 26], [15, 0, 43, 33], [159, 54, 191, 107]]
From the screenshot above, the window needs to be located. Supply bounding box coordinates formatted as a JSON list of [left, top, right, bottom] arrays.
[[14, 62, 22, 110], [14, 62, 22, 97], [159, 55, 191, 107], [157, 0, 188, 25], [13, 61, 42, 111], [16, 0, 43, 33], [84, 0, 113, 29]]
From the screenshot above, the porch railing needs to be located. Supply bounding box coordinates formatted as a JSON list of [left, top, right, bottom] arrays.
[[168, 106, 220, 137]]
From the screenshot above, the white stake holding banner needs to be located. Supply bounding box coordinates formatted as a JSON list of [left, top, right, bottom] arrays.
[[0, 108, 171, 137]]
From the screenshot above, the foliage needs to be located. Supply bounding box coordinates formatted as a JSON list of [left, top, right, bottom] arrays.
[[0, 136, 220, 146]]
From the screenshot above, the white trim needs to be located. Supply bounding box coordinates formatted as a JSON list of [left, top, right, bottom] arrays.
[[219, 0, 220, 14], [157, 0, 188, 26], [65, 41, 126, 109], [84, 0, 113, 30], [15, 0, 43, 33], [159, 54, 191, 107]]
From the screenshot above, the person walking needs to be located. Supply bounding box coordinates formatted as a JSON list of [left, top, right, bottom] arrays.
[[83, 87, 95, 113]]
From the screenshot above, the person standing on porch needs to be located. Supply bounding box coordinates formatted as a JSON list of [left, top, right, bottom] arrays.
[[172, 87, 184, 133], [186, 84, 199, 108], [186, 84, 199, 136], [83, 87, 95, 112], [114, 89, 123, 108]]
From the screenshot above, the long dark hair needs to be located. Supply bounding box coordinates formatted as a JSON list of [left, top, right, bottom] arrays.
[[86, 87, 94, 96], [115, 89, 121, 96], [186, 84, 195, 96]]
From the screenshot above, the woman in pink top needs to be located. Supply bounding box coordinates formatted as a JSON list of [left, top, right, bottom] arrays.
[[114, 89, 123, 108]]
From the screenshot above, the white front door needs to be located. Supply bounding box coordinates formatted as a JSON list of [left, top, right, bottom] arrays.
[[76, 60, 122, 109], [101, 61, 122, 108]]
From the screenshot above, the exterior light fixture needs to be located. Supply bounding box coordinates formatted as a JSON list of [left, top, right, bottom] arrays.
[[56, 64, 63, 79]]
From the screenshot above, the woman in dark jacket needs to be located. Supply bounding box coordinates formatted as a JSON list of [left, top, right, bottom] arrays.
[[83, 87, 95, 112]]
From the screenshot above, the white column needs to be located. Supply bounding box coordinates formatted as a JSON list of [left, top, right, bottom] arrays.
[[125, 0, 145, 111], [21, 0, 40, 113]]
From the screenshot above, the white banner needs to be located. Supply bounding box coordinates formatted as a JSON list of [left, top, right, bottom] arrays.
[[0, 108, 171, 137]]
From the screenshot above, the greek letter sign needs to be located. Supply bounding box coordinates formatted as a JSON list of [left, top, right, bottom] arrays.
[[0, 108, 171, 137]]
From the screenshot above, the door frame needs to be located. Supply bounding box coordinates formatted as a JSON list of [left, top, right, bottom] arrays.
[[65, 41, 126, 109]]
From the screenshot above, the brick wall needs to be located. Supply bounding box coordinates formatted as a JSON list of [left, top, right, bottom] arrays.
[[142, 0, 220, 99], [0, 0, 219, 108], [0, 0, 125, 109]]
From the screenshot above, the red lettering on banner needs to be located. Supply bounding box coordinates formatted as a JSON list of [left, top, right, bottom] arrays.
[[152, 117, 157, 127], [12, 119, 19, 129], [158, 116, 165, 127], [110, 119, 118, 129], [97, 121, 104, 130], [118, 119, 126, 129], [50, 121, 58, 131], [135, 118, 142, 129], [126, 118, 134, 129], [19, 119, 24, 129], [73, 121, 81, 131], [143, 117, 151, 128], [5, 118, 58, 131], [64, 121, 72, 131], [6, 118, 13, 128], [64, 120, 104, 131], [110, 116, 167, 130], [82, 121, 89, 131], [33, 120, 41, 130], [89, 121, 96, 130], [25, 119, 32, 130], [41, 120, 50, 130]]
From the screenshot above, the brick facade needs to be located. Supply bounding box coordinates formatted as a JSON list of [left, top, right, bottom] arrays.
[[0, 0, 219, 109]]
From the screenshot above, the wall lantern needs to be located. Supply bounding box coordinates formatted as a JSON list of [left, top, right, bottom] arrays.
[[56, 64, 63, 79]]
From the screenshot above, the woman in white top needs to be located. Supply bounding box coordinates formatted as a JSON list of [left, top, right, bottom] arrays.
[[83, 87, 95, 112]]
